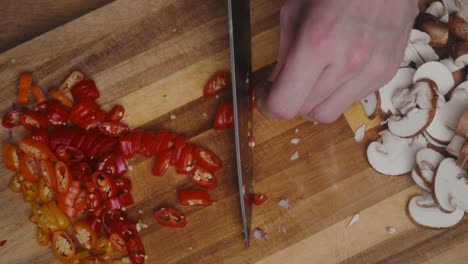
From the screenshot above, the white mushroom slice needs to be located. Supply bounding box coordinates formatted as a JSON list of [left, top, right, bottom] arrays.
[[413, 42, 441, 64], [411, 169, 432, 191], [423, 131, 447, 147], [413, 61, 455, 96], [432, 158, 463, 212], [387, 82, 437, 137], [425, 97, 456, 144], [417, 190, 437, 207], [401, 43, 426, 67], [440, 57, 465, 72], [367, 130, 427, 175], [442, 0, 461, 14], [446, 134, 466, 157], [415, 148, 445, 183], [407, 194, 464, 229], [426, 1, 449, 22], [378, 68, 416, 117], [455, 109, 468, 137], [360, 92, 380, 119], [409, 29, 432, 43], [439, 57, 466, 86]]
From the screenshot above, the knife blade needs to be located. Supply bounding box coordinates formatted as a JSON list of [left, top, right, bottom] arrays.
[[227, 0, 254, 248]]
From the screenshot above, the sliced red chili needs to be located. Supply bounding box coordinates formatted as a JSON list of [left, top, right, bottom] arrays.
[[51, 231, 76, 262], [115, 178, 132, 193], [30, 128, 49, 145], [2, 142, 20, 172], [170, 136, 188, 165], [2, 107, 28, 128], [71, 79, 100, 103], [55, 161, 71, 193], [98, 122, 129, 137], [39, 159, 57, 189], [252, 193, 268, 206], [55, 145, 84, 163], [213, 100, 234, 130], [19, 136, 56, 160], [22, 180, 38, 202], [105, 192, 134, 211], [0, 240, 6, 247], [86, 136, 117, 159], [78, 109, 107, 130], [187, 165, 217, 189], [72, 220, 98, 250], [34, 99, 70, 125], [130, 130, 145, 155], [92, 171, 117, 199], [68, 162, 92, 182], [79, 130, 102, 155], [58, 70, 84, 94], [118, 133, 135, 159], [153, 149, 172, 176], [126, 235, 146, 264], [154, 207, 186, 228], [178, 190, 211, 206], [109, 233, 127, 253], [193, 146, 222, 171], [140, 131, 155, 157], [176, 145, 195, 174], [20, 110, 49, 129], [86, 188, 102, 212], [19, 153, 40, 182], [203, 71, 231, 98], [106, 104, 125, 122], [48, 127, 82, 151]]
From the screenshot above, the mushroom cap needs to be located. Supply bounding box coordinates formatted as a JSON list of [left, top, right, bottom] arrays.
[[426, 1, 449, 22], [407, 194, 464, 229], [423, 131, 448, 147], [378, 68, 416, 117], [413, 61, 455, 96], [432, 158, 463, 212], [416, 13, 449, 48], [449, 13, 468, 42], [367, 131, 427, 175]]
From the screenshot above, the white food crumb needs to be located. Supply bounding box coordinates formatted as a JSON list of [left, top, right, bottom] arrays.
[[379, 120, 388, 126], [354, 124, 366, 143], [202, 113, 208, 118], [248, 140, 255, 148], [294, 128, 299, 133], [290, 151, 299, 161], [128, 166, 133, 171], [172, 28, 177, 32], [277, 199, 291, 209], [347, 213, 360, 228], [290, 138, 300, 144], [215, 95, 219, 99], [136, 224, 142, 232], [313, 121, 318, 125], [138, 210, 143, 214], [121, 207, 126, 211], [170, 114, 176, 120], [145, 255, 148, 260], [253, 228, 267, 240], [386, 226, 397, 234], [188, 246, 193, 250], [10, 58, 16, 63]]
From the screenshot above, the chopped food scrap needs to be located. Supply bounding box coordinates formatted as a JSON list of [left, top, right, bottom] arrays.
[[290, 138, 300, 144], [277, 199, 291, 209], [386, 226, 397, 234], [354, 124, 366, 142], [252, 228, 269, 240], [290, 151, 299, 161], [347, 213, 360, 228]]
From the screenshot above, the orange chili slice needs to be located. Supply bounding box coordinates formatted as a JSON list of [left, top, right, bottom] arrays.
[[18, 72, 33, 105]]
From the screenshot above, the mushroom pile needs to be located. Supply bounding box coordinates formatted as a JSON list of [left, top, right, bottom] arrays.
[[362, 0, 468, 229]]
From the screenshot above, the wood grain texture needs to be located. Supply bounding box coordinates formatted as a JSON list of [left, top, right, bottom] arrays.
[[1, 0, 468, 263], [0, 0, 113, 52]]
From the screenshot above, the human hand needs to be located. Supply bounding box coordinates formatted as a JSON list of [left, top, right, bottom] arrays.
[[256, 0, 418, 123]]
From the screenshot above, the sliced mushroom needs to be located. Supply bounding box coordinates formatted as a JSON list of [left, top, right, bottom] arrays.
[[415, 148, 445, 183], [450, 41, 468, 67], [367, 130, 427, 175], [423, 131, 448, 147], [446, 134, 466, 157], [457, 142, 468, 169], [360, 92, 380, 119], [432, 158, 463, 212], [455, 109, 468, 137], [450, 173, 468, 212], [442, 0, 462, 14], [378, 68, 416, 117], [439, 57, 467, 87], [405, 30, 440, 67], [413, 61, 455, 96], [416, 12, 449, 48], [411, 168, 432, 191], [449, 13, 468, 42], [387, 81, 437, 138], [425, 96, 456, 144], [426, 1, 449, 22], [407, 194, 464, 229]]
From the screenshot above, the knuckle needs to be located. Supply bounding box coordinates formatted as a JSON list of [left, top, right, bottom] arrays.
[[266, 100, 296, 120], [345, 45, 372, 74]]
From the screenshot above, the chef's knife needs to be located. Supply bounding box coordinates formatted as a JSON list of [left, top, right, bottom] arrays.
[[227, 0, 254, 248]]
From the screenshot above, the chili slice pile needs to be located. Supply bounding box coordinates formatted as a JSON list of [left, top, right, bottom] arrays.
[[2, 70, 228, 263]]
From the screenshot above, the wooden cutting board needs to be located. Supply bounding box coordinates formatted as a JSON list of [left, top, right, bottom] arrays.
[[1, 1, 467, 263]]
